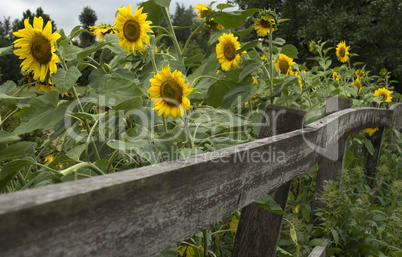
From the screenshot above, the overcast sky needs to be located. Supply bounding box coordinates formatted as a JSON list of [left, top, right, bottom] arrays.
[[1, 0, 236, 35]]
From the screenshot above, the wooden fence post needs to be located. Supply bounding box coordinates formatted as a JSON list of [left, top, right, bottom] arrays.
[[312, 97, 352, 222], [232, 104, 306, 257]]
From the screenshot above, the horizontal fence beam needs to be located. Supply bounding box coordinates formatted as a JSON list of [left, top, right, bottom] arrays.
[[0, 104, 401, 257], [308, 239, 330, 257]]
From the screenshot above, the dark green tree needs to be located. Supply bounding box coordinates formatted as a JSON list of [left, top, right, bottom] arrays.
[[171, 3, 196, 44], [12, 7, 57, 33], [78, 6, 97, 46]]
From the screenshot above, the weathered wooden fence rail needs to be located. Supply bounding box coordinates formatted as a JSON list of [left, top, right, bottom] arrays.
[[0, 100, 401, 257]]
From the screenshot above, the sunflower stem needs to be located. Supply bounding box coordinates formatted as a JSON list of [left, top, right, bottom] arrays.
[[71, 85, 101, 161], [269, 32, 274, 103], [183, 22, 203, 56], [183, 112, 194, 149], [162, 118, 168, 133], [203, 229, 209, 257], [162, 7, 183, 62]]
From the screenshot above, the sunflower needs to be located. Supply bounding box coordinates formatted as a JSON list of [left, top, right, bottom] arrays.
[[355, 69, 365, 80], [205, 18, 224, 30], [351, 79, 362, 94], [89, 24, 117, 41], [44, 154, 55, 164], [216, 33, 242, 71], [295, 70, 306, 90], [365, 127, 379, 137], [114, 5, 153, 55], [252, 75, 258, 84], [254, 16, 275, 36], [35, 79, 57, 92], [13, 17, 61, 82], [194, 3, 211, 19], [274, 54, 295, 76], [336, 41, 350, 63], [374, 87, 393, 102], [148, 65, 193, 120], [332, 71, 340, 82]]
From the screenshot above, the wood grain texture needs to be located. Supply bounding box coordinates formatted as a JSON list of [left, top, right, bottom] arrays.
[[308, 239, 330, 257], [232, 104, 306, 257], [0, 104, 401, 257]]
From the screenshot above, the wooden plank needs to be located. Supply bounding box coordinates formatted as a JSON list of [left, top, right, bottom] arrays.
[[312, 97, 352, 223], [0, 105, 401, 257], [232, 104, 306, 257], [308, 238, 330, 257]]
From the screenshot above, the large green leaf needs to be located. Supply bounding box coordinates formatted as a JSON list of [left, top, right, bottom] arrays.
[[141, 0, 165, 26], [113, 97, 143, 112], [14, 102, 69, 135], [0, 81, 16, 94], [0, 159, 35, 190], [206, 9, 260, 29], [52, 66, 82, 94], [206, 80, 236, 107], [281, 44, 298, 59], [221, 85, 255, 108], [0, 45, 13, 56], [151, 0, 171, 8], [238, 61, 260, 82], [77, 41, 108, 62], [0, 131, 20, 144], [0, 141, 36, 162]]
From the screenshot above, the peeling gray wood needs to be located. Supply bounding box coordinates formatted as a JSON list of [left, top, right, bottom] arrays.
[[308, 239, 330, 257], [232, 104, 306, 257], [0, 104, 401, 257]]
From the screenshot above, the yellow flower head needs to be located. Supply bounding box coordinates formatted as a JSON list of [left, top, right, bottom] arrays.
[[13, 17, 61, 82], [336, 41, 350, 63], [148, 65, 193, 120], [295, 70, 306, 90], [374, 87, 393, 102], [252, 75, 258, 84], [351, 79, 362, 94], [274, 54, 295, 76], [114, 5, 153, 55], [332, 71, 340, 82], [355, 69, 365, 80], [44, 154, 55, 164], [309, 41, 315, 52], [380, 69, 387, 77], [254, 16, 275, 36], [89, 24, 117, 41], [216, 33, 242, 71], [194, 3, 211, 19], [205, 18, 224, 30], [35, 79, 56, 92], [64, 90, 74, 97], [365, 127, 379, 137]]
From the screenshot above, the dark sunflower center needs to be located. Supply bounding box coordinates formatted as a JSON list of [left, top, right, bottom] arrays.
[[123, 19, 141, 42], [338, 47, 345, 57], [224, 44, 236, 61], [260, 19, 272, 29], [380, 93, 387, 101], [278, 60, 289, 74], [31, 35, 52, 64], [161, 78, 183, 107]]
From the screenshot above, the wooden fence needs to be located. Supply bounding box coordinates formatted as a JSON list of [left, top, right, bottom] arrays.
[[0, 97, 401, 257]]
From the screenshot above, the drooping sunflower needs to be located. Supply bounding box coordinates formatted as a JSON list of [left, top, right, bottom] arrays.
[[332, 71, 340, 82], [295, 70, 306, 90], [13, 17, 61, 82], [365, 127, 379, 137], [351, 79, 362, 94], [205, 18, 224, 30], [148, 65, 193, 120], [216, 33, 242, 71], [194, 3, 211, 19], [35, 79, 56, 92], [114, 5, 153, 55], [254, 16, 276, 37], [274, 54, 295, 76], [374, 87, 393, 102], [89, 24, 117, 41], [336, 41, 350, 63], [355, 69, 365, 80]]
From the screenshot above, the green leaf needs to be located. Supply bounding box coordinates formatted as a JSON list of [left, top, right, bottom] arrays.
[[0, 93, 28, 100], [77, 41, 108, 62], [66, 144, 86, 160], [234, 27, 254, 39], [0, 45, 13, 56], [364, 138, 375, 156], [154, 247, 177, 257], [151, 0, 171, 8], [216, 4, 235, 11], [52, 67, 82, 94], [344, 146, 354, 169], [113, 97, 143, 112], [0, 141, 36, 162], [208, 29, 225, 45], [276, 246, 293, 257], [207, 9, 260, 29], [235, 40, 261, 55], [331, 228, 339, 245], [238, 62, 260, 82], [255, 194, 284, 215], [206, 80, 235, 107], [141, 0, 165, 26], [221, 85, 255, 108], [307, 238, 324, 247], [0, 159, 35, 190], [281, 44, 298, 59], [184, 53, 205, 66], [0, 131, 20, 144], [0, 81, 16, 94], [14, 102, 69, 135]]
